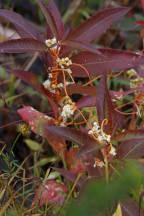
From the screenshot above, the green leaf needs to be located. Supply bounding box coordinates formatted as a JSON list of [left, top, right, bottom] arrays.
[[25, 139, 43, 152], [38, 157, 57, 166]]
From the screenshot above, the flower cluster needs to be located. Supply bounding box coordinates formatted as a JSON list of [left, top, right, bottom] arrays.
[[56, 57, 72, 69], [45, 37, 57, 50], [43, 77, 73, 94], [43, 79, 65, 94], [61, 104, 75, 120], [88, 121, 111, 143], [88, 121, 117, 168]]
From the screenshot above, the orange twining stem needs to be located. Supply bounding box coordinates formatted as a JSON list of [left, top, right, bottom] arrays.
[[62, 69, 89, 126], [114, 100, 137, 115], [115, 109, 137, 115], [101, 119, 108, 136], [65, 120, 86, 126], [51, 71, 58, 84], [72, 63, 93, 85], [51, 68, 75, 83], [50, 46, 60, 58], [83, 75, 102, 86], [108, 70, 124, 78]]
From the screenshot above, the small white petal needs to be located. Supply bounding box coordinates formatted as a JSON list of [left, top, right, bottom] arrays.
[[110, 146, 117, 156]]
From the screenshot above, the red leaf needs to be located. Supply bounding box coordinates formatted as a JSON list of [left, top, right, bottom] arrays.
[[96, 76, 120, 134], [45, 126, 99, 147], [71, 49, 144, 77], [135, 20, 144, 27], [76, 96, 96, 109], [62, 40, 102, 55], [61, 84, 97, 96], [114, 129, 144, 142], [7, 69, 58, 117], [38, 0, 65, 40], [114, 129, 144, 159], [0, 38, 47, 53], [0, 9, 43, 41], [110, 86, 144, 100], [141, 0, 144, 9], [17, 106, 66, 156], [67, 7, 130, 42], [7, 69, 45, 94], [75, 140, 101, 158], [32, 180, 68, 206], [66, 147, 85, 175]]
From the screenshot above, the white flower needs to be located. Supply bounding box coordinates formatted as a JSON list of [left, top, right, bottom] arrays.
[[56, 57, 72, 68], [88, 130, 93, 135], [61, 104, 75, 119], [103, 134, 111, 142], [43, 79, 56, 93], [88, 121, 111, 143], [97, 135, 104, 142], [93, 122, 101, 133], [45, 37, 57, 48], [110, 146, 117, 156], [43, 79, 51, 90], [88, 121, 100, 135], [57, 83, 64, 88], [48, 73, 53, 78]]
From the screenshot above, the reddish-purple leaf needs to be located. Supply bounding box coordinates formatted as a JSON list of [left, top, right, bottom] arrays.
[[0, 38, 47, 53], [110, 86, 144, 100], [7, 69, 58, 117], [17, 106, 66, 156], [71, 49, 144, 77], [45, 126, 98, 147], [61, 84, 97, 96], [96, 76, 120, 134], [76, 96, 96, 109], [45, 126, 102, 160], [96, 76, 106, 125], [117, 139, 144, 159], [52, 167, 86, 189], [62, 40, 102, 55], [7, 69, 45, 94], [75, 140, 101, 158], [0, 9, 43, 41], [114, 130, 144, 142], [38, 0, 65, 40], [67, 7, 130, 42], [32, 180, 68, 206], [114, 130, 144, 159], [66, 147, 85, 175], [82, 152, 104, 177]]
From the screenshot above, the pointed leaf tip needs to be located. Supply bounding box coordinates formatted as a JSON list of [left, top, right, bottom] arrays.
[[67, 7, 130, 42], [38, 0, 65, 40], [0, 9, 43, 40]]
